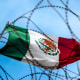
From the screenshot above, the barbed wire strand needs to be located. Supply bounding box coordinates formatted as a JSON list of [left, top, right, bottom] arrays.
[[0, 0, 80, 80]]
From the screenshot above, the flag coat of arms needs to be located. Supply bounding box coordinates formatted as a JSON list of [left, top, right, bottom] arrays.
[[0, 24, 80, 69]]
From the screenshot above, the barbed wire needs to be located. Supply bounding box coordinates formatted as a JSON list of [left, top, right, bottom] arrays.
[[0, 65, 14, 80], [0, 0, 80, 80]]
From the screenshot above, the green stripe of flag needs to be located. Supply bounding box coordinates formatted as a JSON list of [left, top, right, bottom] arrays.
[[0, 24, 30, 61]]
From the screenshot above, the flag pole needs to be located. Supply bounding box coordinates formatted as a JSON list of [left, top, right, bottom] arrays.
[[0, 30, 5, 39], [0, 21, 9, 39]]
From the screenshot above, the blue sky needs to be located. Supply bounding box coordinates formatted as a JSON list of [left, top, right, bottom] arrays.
[[0, 0, 80, 80]]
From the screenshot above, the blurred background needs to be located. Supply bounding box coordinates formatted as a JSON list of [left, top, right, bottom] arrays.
[[0, 0, 80, 80]]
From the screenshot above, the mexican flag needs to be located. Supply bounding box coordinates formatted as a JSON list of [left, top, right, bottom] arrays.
[[0, 24, 80, 69]]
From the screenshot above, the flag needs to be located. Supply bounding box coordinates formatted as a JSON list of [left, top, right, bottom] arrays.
[[0, 24, 80, 69]]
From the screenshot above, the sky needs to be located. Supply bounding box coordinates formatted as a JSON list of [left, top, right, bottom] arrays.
[[0, 0, 80, 80]]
